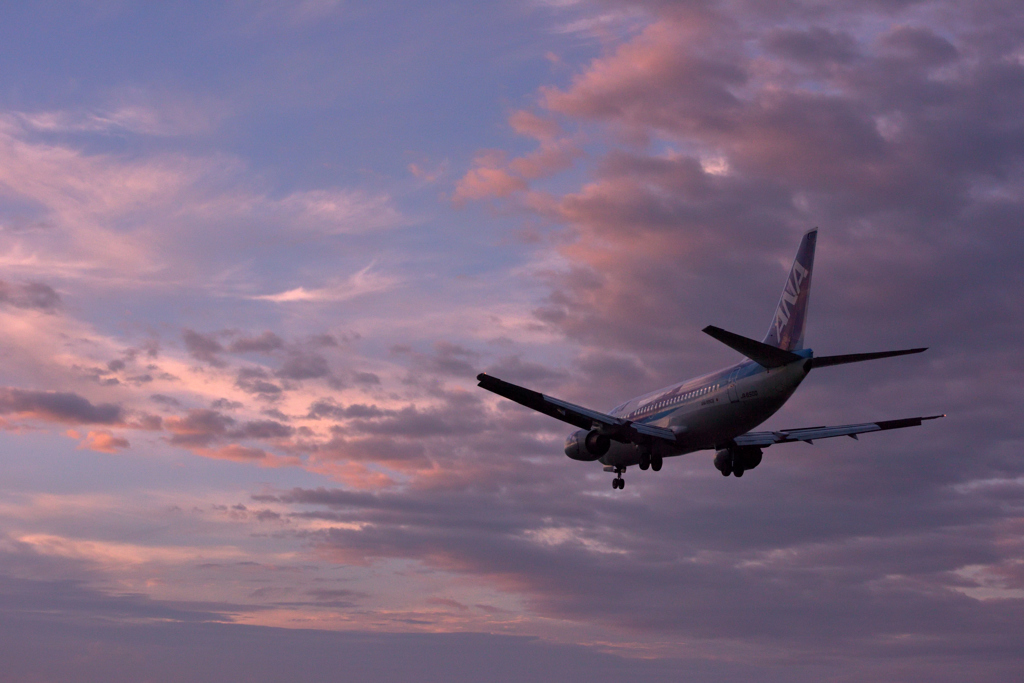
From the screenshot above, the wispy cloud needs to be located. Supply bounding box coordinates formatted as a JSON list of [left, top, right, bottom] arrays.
[[253, 262, 399, 303]]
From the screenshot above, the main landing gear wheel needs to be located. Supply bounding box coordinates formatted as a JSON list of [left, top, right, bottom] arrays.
[[639, 452, 650, 471], [611, 467, 626, 490], [733, 467, 744, 477], [720, 467, 731, 476], [651, 455, 663, 472]]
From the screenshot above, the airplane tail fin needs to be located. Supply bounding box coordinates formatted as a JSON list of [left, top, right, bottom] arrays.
[[763, 228, 817, 351]]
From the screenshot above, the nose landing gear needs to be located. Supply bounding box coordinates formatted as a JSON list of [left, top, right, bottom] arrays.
[[611, 467, 626, 489]]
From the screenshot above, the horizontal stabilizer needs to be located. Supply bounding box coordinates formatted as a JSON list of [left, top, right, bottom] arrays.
[[703, 326, 802, 368], [810, 348, 927, 368]]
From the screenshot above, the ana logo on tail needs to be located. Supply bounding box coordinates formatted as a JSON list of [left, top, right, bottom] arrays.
[[764, 228, 816, 351], [773, 260, 809, 341]]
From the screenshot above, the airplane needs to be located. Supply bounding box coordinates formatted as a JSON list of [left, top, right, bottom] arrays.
[[477, 229, 943, 490]]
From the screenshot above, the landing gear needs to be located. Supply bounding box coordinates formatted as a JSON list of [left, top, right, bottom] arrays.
[[611, 466, 626, 490], [638, 451, 662, 472], [714, 446, 762, 478]]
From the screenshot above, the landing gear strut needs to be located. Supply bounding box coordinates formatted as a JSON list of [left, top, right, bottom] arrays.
[[611, 467, 625, 490]]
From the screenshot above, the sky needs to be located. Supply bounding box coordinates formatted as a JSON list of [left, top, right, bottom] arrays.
[[0, 0, 1022, 680]]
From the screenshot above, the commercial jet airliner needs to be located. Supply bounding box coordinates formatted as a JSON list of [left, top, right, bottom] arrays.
[[477, 229, 943, 489]]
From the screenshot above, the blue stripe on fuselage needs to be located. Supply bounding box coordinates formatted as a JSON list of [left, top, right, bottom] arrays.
[[612, 350, 812, 424]]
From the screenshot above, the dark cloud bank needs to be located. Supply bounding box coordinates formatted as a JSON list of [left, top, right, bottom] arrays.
[[430, 0, 1024, 679], [0, 552, 773, 683], [0, 610, 766, 683]]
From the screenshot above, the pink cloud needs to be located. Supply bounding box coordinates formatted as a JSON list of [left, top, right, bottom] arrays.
[[453, 157, 528, 205], [541, 19, 744, 142], [508, 139, 584, 180], [453, 125, 583, 206], [508, 110, 562, 141], [194, 444, 300, 468], [76, 430, 130, 454]]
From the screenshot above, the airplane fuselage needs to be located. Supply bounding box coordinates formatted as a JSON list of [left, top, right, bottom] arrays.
[[567, 350, 813, 468]]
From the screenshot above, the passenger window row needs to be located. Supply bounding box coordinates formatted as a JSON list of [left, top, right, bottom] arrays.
[[632, 384, 721, 417]]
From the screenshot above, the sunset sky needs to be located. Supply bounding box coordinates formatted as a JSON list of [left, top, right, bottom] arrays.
[[1, 1, 1023, 680]]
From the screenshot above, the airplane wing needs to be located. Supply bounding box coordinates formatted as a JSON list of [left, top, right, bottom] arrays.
[[733, 414, 945, 447], [476, 373, 676, 442]]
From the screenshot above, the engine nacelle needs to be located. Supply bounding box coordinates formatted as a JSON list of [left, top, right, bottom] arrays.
[[714, 446, 763, 474], [564, 429, 611, 461], [585, 430, 611, 456]]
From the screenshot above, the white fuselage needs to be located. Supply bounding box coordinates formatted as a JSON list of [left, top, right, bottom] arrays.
[[585, 352, 812, 468]]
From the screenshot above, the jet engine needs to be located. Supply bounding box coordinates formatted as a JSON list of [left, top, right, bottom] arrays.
[[714, 446, 763, 477], [564, 429, 611, 461]]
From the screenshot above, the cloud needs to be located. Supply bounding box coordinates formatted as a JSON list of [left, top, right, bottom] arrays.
[[306, 399, 388, 420], [165, 409, 234, 447], [254, 263, 398, 303], [76, 430, 130, 453], [0, 113, 404, 298], [276, 351, 331, 380], [416, 1, 1024, 669], [0, 388, 122, 425], [0, 280, 61, 312], [182, 329, 225, 367], [507, 139, 585, 181], [228, 332, 285, 354], [764, 27, 859, 65], [14, 100, 223, 138], [878, 26, 959, 66], [235, 367, 283, 397], [508, 110, 562, 141], [273, 190, 403, 235], [541, 19, 746, 141], [228, 420, 294, 440], [453, 151, 528, 205], [452, 127, 584, 205], [194, 444, 294, 467], [0, 592, 762, 683]]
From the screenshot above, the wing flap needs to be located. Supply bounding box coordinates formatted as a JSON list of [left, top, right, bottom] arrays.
[[734, 414, 944, 447], [632, 422, 678, 440]]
